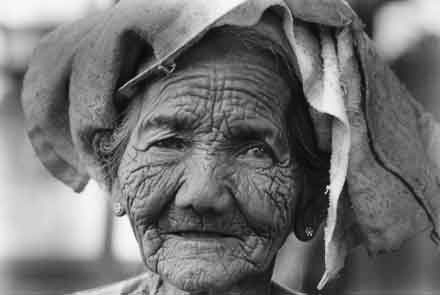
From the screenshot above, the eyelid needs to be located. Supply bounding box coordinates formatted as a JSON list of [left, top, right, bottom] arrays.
[[133, 129, 175, 151], [150, 136, 189, 150], [236, 141, 278, 162]]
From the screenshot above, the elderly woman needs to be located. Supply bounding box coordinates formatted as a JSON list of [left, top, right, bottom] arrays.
[[21, 0, 440, 294]]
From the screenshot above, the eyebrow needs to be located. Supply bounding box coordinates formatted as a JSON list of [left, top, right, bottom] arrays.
[[140, 112, 198, 134], [226, 120, 276, 142], [143, 110, 279, 136]]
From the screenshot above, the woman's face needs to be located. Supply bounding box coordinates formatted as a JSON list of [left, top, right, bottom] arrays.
[[116, 35, 304, 292]]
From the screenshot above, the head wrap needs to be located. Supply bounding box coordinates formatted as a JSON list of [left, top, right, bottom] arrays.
[[21, 0, 440, 289]]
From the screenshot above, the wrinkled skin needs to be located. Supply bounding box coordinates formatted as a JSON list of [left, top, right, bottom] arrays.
[[115, 31, 304, 294]]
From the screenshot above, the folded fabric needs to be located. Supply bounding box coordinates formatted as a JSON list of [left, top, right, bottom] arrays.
[[21, 0, 440, 289]]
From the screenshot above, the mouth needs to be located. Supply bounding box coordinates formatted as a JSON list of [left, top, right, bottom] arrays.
[[166, 231, 238, 240]]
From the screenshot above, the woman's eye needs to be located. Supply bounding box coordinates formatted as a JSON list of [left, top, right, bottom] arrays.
[[240, 144, 275, 161], [150, 137, 187, 150], [246, 146, 269, 158]]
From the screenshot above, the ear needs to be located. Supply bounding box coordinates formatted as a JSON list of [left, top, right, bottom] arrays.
[[110, 178, 127, 217], [294, 164, 329, 241]]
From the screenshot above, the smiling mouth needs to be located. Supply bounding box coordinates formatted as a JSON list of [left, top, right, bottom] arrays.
[[168, 231, 237, 239]]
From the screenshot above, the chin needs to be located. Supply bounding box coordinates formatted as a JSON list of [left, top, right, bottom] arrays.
[[150, 236, 263, 292]]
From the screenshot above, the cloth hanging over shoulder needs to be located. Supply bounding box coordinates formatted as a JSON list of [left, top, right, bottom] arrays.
[[21, 0, 440, 289]]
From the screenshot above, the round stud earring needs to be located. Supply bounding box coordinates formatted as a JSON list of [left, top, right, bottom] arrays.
[[113, 202, 125, 217]]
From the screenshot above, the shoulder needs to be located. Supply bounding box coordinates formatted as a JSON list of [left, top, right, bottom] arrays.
[[68, 272, 160, 295], [68, 275, 306, 295]]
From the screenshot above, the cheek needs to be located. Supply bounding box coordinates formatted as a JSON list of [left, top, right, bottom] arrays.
[[233, 164, 302, 238], [118, 147, 183, 236]]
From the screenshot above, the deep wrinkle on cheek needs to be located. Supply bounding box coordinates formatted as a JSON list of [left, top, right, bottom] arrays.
[[119, 145, 185, 226], [233, 163, 299, 237], [119, 157, 188, 272]]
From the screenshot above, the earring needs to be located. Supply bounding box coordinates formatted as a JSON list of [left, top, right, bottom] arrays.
[[113, 202, 126, 217], [305, 226, 314, 238]]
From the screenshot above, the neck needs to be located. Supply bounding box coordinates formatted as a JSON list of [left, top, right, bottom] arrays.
[[159, 265, 274, 295]]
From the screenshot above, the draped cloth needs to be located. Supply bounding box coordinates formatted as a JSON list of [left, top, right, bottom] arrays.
[[21, 0, 440, 289]]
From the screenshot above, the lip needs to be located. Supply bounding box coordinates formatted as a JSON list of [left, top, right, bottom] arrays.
[[166, 231, 238, 240]]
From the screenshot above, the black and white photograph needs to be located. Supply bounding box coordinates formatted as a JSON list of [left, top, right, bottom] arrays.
[[2, 1, 440, 294]]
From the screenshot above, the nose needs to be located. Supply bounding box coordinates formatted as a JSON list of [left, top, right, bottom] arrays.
[[174, 158, 233, 215]]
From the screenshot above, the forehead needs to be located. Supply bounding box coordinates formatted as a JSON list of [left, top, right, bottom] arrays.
[[139, 62, 292, 132], [139, 28, 297, 127]]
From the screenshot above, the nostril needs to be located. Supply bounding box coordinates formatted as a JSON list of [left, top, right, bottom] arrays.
[[215, 186, 234, 210], [194, 186, 233, 215]]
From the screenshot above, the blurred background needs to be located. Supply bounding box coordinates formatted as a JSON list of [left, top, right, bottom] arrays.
[[1, 0, 440, 294]]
